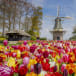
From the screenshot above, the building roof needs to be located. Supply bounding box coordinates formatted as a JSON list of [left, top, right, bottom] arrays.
[[6, 30, 31, 37]]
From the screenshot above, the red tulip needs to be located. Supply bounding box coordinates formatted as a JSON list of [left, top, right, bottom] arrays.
[[19, 65, 28, 76], [45, 73, 51, 76]]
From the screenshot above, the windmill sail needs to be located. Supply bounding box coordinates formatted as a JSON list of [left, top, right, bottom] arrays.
[[57, 6, 60, 17]]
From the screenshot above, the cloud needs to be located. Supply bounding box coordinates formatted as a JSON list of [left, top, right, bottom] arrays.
[[31, 0, 44, 7]]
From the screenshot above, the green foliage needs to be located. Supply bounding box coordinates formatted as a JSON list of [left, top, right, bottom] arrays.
[[31, 36, 37, 40], [13, 73, 19, 76], [69, 26, 76, 40], [30, 6, 43, 37], [69, 35, 76, 40], [72, 26, 76, 33], [0, 36, 7, 43], [40, 37, 47, 40]]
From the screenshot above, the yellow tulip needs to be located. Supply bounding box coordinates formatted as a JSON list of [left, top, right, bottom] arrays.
[[7, 57, 16, 68], [56, 63, 59, 72], [11, 50, 14, 52], [27, 63, 31, 69], [28, 43, 32, 46], [17, 50, 21, 58], [26, 72, 37, 76], [42, 48, 45, 51], [26, 73, 30, 76], [74, 73, 76, 76]]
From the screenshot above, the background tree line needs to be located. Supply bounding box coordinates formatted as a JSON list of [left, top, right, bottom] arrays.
[[69, 26, 76, 40], [0, 0, 43, 38]]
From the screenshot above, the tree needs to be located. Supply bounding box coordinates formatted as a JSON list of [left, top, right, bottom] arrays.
[[0, 0, 43, 37], [29, 6, 43, 37], [69, 26, 76, 40]]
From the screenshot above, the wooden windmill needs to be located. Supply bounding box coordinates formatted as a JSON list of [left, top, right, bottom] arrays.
[[46, 6, 72, 40]]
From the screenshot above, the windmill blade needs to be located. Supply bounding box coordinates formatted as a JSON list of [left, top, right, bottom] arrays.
[[60, 16, 72, 19], [57, 6, 60, 17], [45, 16, 56, 18]]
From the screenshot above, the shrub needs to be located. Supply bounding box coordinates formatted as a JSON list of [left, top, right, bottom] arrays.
[[0, 36, 7, 43], [40, 37, 47, 40], [31, 36, 37, 40]]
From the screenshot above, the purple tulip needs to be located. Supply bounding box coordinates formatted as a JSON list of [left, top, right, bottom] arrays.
[[23, 57, 29, 65], [63, 69, 68, 76], [34, 63, 42, 74], [3, 40, 8, 46], [53, 65, 57, 72]]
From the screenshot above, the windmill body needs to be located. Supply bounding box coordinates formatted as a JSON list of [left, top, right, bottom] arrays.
[[49, 7, 71, 40], [51, 17, 65, 40]]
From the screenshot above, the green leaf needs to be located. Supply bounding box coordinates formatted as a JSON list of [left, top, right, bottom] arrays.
[[13, 73, 19, 76]]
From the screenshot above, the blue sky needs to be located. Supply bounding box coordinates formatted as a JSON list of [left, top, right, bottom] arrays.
[[29, 0, 76, 40]]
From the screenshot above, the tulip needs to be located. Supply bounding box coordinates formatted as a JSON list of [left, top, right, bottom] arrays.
[[12, 53, 17, 57], [23, 41, 27, 45], [7, 46, 9, 49], [30, 45, 36, 53], [3, 40, 8, 46], [0, 65, 13, 76], [34, 63, 42, 74], [43, 51, 49, 58], [31, 65, 34, 72], [17, 50, 21, 58], [19, 64, 25, 68], [61, 64, 66, 72], [53, 65, 57, 72], [7, 57, 16, 68], [45, 73, 51, 76], [63, 69, 68, 76], [23, 57, 29, 65], [19, 65, 28, 76]]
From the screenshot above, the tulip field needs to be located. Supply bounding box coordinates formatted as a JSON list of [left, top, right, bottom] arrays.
[[0, 40, 76, 76]]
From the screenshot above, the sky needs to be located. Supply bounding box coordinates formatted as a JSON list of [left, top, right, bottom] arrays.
[[29, 0, 76, 40]]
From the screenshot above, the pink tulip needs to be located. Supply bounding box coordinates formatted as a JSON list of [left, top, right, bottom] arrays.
[[30, 65, 34, 72], [61, 64, 66, 72], [23, 57, 29, 65], [62, 54, 69, 63], [23, 41, 27, 45], [0, 65, 13, 76], [12, 53, 17, 57], [19, 64, 25, 68], [7, 46, 9, 49], [3, 40, 8, 46]]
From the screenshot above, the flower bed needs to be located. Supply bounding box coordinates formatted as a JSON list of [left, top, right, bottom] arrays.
[[0, 40, 76, 76]]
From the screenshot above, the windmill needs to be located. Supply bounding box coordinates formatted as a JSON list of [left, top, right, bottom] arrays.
[[46, 6, 72, 40]]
